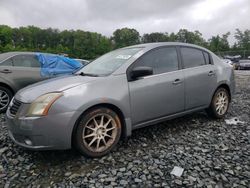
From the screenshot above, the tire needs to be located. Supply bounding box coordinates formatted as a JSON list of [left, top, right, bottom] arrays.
[[74, 107, 122, 158], [0, 86, 13, 113], [206, 88, 230, 119]]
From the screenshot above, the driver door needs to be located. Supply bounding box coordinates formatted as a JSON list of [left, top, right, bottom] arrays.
[[128, 46, 185, 126]]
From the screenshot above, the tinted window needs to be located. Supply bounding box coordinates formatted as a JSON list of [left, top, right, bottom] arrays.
[[13, 55, 40, 68], [134, 47, 179, 74], [203, 51, 210, 64], [0, 58, 13, 66], [181, 47, 206, 68]]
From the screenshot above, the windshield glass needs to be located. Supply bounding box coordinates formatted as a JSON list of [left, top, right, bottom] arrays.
[[76, 47, 143, 76]]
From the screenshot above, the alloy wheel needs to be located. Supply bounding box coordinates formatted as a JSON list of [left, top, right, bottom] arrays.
[[0, 90, 10, 111], [214, 90, 229, 115], [82, 113, 118, 153]]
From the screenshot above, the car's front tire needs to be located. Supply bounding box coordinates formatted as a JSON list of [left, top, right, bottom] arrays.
[[206, 87, 230, 119], [74, 107, 122, 158], [0, 86, 13, 113]]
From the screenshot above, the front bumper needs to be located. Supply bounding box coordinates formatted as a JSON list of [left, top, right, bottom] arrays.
[[6, 109, 80, 150]]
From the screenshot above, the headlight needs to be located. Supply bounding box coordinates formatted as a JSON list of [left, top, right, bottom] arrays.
[[27, 92, 63, 116]]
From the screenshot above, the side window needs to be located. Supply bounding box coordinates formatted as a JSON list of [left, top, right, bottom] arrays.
[[203, 51, 211, 64], [0, 58, 13, 66], [181, 47, 206, 68], [13, 55, 40, 68], [133, 47, 179, 74]]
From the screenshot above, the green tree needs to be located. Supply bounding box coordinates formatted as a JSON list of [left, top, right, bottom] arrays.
[[12, 27, 32, 49], [26, 26, 43, 50], [0, 25, 13, 51], [208, 32, 230, 52], [175, 29, 207, 47], [234, 29, 250, 50], [142, 32, 169, 43], [112, 28, 140, 48], [2, 25, 250, 59], [169, 32, 178, 42]]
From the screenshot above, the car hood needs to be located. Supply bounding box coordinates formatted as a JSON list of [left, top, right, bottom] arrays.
[[15, 75, 100, 103]]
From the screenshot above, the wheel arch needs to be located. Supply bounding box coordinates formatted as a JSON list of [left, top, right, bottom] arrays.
[[0, 82, 15, 95], [215, 83, 231, 101]]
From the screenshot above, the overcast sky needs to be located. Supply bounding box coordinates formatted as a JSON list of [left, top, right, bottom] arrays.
[[0, 0, 249, 43]]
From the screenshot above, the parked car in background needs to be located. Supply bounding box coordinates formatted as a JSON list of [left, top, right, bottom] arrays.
[[222, 59, 233, 67], [223, 55, 241, 70], [0, 52, 82, 112], [6, 42, 235, 157], [237, 59, 250, 70], [75, 59, 90, 66], [224, 55, 241, 63]]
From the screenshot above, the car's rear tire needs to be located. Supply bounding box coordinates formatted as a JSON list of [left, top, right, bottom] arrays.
[[0, 86, 13, 113], [74, 107, 122, 158], [206, 87, 230, 119]]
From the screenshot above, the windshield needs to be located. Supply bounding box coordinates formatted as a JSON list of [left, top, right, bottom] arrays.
[[76, 47, 143, 76]]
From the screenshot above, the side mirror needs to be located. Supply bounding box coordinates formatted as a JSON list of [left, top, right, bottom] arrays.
[[130, 66, 153, 80]]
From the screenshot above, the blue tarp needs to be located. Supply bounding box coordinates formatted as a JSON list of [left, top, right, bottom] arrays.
[[36, 53, 83, 77]]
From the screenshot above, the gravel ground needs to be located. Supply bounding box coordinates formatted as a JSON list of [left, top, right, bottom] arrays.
[[0, 71, 250, 188]]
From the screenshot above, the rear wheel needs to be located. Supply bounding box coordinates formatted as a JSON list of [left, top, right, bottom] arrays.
[[74, 107, 121, 158], [0, 86, 13, 113], [206, 88, 230, 119]]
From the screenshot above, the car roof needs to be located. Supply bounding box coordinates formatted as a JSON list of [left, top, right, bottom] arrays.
[[0, 51, 37, 62], [123, 42, 211, 52], [0, 51, 56, 62]]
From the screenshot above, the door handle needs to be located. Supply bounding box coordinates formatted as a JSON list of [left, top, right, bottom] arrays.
[[0, 69, 12, 74], [172, 79, 182, 85], [208, 71, 215, 76]]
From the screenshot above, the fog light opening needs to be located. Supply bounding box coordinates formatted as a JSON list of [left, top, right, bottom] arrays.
[[24, 138, 32, 146]]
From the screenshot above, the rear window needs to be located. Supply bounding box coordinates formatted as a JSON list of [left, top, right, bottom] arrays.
[[181, 47, 206, 68], [13, 55, 40, 68]]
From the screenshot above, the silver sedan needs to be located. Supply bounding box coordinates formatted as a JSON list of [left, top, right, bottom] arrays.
[[6, 42, 235, 157]]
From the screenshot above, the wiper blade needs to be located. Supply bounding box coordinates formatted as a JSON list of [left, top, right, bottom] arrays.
[[76, 72, 99, 77]]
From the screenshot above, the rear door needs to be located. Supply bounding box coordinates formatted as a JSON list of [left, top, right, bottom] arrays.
[[1, 54, 43, 90], [128, 46, 185, 125], [179, 47, 217, 110], [0, 57, 16, 88]]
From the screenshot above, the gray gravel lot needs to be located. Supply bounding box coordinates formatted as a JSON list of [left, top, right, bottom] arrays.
[[0, 71, 250, 188]]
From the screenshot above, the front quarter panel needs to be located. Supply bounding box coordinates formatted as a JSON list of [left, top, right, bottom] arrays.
[[48, 74, 131, 135], [50, 75, 130, 116]]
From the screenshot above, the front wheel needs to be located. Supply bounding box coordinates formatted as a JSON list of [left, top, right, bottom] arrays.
[[206, 88, 230, 119], [74, 107, 121, 158]]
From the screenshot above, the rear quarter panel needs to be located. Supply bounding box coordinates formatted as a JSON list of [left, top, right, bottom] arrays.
[[212, 54, 235, 96]]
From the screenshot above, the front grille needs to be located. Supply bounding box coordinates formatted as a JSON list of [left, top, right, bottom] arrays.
[[9, 99, 22, 116]]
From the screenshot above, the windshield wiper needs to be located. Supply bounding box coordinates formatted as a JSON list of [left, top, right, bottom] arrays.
[[76, 72, 99, 77]]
